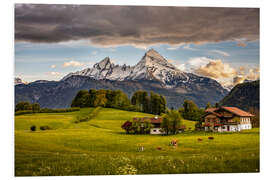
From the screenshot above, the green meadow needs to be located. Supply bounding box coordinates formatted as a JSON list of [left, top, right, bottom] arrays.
[[15, 108, 259, 176]]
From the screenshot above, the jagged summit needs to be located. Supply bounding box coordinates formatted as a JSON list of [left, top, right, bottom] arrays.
[[93, 57, 113, 70], [61, 49, 188, 85], [145, 48, 163, 58], [61, 49, 216, 88], [138, 49, 179, 70]]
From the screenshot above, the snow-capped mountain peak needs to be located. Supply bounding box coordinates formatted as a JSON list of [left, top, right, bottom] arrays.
[[127, 49, 186, 84], [142, 49, 175, 68], [61, 49, 207, 88], [93, 57, 113, 70]]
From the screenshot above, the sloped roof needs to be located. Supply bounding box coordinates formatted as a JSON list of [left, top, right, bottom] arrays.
[[205, 108, 219, 113], [205, 106, 254, 117], [221, 107, 254, 117], [133, 117, 163, 123], [204, 108, 222, 117]]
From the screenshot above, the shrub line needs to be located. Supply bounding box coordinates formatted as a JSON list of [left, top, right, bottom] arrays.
[[75, 107, 101, 123]]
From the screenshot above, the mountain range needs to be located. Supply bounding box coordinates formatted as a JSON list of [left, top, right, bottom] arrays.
[[15, 49, 228, 108]]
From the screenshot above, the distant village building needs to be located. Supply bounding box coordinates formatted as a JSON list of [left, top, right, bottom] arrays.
[[204, 107, 254, 132]]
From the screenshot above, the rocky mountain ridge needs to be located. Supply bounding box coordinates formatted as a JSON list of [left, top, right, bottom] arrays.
[[15, 49, 228, 108]]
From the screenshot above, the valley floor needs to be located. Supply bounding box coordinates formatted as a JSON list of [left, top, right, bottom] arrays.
[[15, 108, 259, 176]]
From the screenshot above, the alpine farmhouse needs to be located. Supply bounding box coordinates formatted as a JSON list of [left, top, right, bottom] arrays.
[[203, 106, 254, 132], [129, 117, 186, 135]]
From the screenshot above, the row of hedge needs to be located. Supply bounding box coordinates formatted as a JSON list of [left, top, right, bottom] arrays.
[[15, 108, 80, 116], [75, 107, 101, 123]]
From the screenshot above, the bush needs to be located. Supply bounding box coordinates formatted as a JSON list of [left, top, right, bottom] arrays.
[[76, 107, 101, 123], [40, 125, 52, 130], [30, 125, 36, 131]]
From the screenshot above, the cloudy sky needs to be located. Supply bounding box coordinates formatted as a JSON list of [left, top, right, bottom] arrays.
[[15, 4, 259, 87]]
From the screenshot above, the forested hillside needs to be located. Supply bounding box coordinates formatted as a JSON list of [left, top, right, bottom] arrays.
[[219, 80, 259, 111]]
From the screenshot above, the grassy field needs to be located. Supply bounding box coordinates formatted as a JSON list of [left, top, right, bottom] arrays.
[[15, 108, 259, 176]]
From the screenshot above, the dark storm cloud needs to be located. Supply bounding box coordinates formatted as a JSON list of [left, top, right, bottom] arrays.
[[15, 4, 259, 47]]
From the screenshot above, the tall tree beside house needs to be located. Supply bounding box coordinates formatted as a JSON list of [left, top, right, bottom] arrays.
[[169, 110, 183, 134], [180, 100, 204, 121], [161, 110, 182, 135], [161, 114, 170, 135]]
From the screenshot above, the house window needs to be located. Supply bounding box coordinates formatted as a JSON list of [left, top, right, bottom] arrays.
[[222, 126, 226, 129], [153, 129, 156, 132]]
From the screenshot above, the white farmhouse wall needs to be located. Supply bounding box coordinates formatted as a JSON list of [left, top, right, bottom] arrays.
[[150, 128, 164, 135], [229, 125, 239, 132], [239, 124, 252, 130], [239, 117, 252, 130]]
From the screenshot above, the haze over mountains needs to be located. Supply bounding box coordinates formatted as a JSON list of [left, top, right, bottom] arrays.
[[15, 49, 228, 108]]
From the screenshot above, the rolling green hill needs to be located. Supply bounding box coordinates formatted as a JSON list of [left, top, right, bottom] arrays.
[[15, 108, 259, 176], [219, 80, 259, 111]]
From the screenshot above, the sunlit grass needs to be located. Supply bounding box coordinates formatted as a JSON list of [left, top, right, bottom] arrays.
[[15, 108, 259, 176]]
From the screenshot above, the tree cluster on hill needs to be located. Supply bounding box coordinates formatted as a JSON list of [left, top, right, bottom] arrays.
[[15, 101, 40, 112], [71, 89, 166, 115], [71, 89, 130, 109], [15, 101, 79, 115], [131, 91, 166, 115], [179, 100, 205, 121]]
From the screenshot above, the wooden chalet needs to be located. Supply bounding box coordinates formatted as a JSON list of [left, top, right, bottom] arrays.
[[204, 106, 254, 132]]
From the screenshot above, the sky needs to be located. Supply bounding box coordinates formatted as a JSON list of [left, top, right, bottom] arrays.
[[14, 4, 260, 88]]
